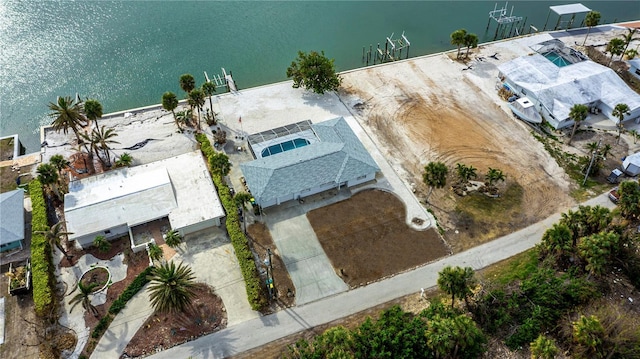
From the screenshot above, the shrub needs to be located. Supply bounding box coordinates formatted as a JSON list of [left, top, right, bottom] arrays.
[[91, 315, 113, 338], [109, 266, 153, 315], [196, 134, 267, 310], [29, 180, 56, 317], [93, 235, 111, 252]]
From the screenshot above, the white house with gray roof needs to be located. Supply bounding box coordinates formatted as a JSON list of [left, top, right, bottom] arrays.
[[0, 189, 25, 253], [240, 117, 380, 208]]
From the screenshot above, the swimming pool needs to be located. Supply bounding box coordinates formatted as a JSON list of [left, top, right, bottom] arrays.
[[261, 138, 310, 157], [543, 51, 570, 67]]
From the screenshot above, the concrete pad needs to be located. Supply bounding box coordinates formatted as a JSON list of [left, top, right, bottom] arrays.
[[266, 212, 348, 305], [173, 227, 260, 326]]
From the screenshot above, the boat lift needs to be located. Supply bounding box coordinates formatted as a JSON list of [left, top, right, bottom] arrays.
[[486, 2, 526, 40], [204, 67, 237, 93], [363, 31, 411, 66]]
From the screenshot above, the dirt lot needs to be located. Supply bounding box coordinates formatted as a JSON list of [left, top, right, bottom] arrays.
[[0, 275, 39, 359], [338, 54, 575, 251], [307, 189, 449, 287]]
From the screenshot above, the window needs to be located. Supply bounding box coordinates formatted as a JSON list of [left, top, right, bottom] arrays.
[[104, 230, 111, 235]]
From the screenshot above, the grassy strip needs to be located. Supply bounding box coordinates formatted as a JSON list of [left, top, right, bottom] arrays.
[[196, 133, 267, 311], [29, 180, 57, 317]]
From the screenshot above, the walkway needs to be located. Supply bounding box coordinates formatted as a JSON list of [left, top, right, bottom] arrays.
[[146, 192, 614, 359]]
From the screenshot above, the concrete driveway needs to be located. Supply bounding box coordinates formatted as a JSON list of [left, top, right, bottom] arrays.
[[264, 203, 348, 305]]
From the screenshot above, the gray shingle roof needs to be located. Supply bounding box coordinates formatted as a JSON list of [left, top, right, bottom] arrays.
[[240, 117, 379, 204], [0, 189, 24, 244]]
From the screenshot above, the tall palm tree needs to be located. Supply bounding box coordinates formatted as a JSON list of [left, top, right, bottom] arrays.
[[187, 88, 206, 132], [37, 163, 60, 198], [161, 91, 180, 130], [35, 221, 73, 257], [69, 282, 100, 317], [437, 266, 476, 308], [49, 154, 69, 191], [582, 11, 601, 46], [202, 81, 217, 124], [84, 98, 103, 131], [179, 74, 196, 96], [450, 29, 467, 59], [567, 104, 589, 145], [620, 28, 640, 60], [147, 261, 197, 313], [612, 103, 630, 144], [463, 32, 478, 59], [48, 96, 85, 144], [423, 161, 448, 203], [91, 125, 120, 167], [606, 38, 625, 66]]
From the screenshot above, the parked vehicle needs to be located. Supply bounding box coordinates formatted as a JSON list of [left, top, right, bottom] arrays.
[[608, 187, 620, 204], [7, 258, 31, 295], [606, 168, 623, 184]]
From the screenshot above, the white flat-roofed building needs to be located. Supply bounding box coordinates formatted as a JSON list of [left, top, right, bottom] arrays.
[[64, 151, 225, 249]]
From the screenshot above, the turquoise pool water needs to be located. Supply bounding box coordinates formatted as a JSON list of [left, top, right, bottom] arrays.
[[261, 138, 310, 157], [543, 51, 570, 67]]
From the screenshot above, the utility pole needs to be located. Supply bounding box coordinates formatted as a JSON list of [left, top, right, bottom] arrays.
[[583, 139, 601, 186]]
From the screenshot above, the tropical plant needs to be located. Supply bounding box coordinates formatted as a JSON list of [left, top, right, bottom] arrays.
[[464, 32, 479, 59], [209, 151, 231, 176], [114, 152, 133, 168], [626, 48, 638, 60], [161, 91, 180, 130], [147, 261, 197, 313], [567, 104, 589, 145], [530, 334, 559, 359], [164, 229, 183, 248], [84, 98, 103, 131], [573, 315, 605, 356], [450, 29, 467, 59], [93, 235, 111, 253], [620, 28, 640, 60], [423, 161, 448, 203], [176, 109, 193, 128], [618, 180, 640, 219], [91, 125, 120, 167], [540, 223, 573, 259], [437, 266, 477, 308], [179, 73, 196, 96], [578, 231, 620, 276], [630, 129, 639, 145], [582, 11, 601, 46], [187, 88, 206, 131], [34, 222, 73, 257], [148, 243, 164, 263], [559, 205, 612, 247], [485, 167, 506, 190], [286, 50, 341, 94], [36, 163, 60, 198], [455, 163, 477, 185], [426, 312, 487, 359], [49, 154, 69, 191], [606, 38, 625, 66], [202, 81, 217, 124], [69, 282, 100, 317], [48, 96, 86, 144], [612, 103, 630, 144], [234, 191, 252, 209]]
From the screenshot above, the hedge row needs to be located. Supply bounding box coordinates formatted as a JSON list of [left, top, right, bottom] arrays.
[[29, 180, 57, 317], [196, 133, 267, 311]]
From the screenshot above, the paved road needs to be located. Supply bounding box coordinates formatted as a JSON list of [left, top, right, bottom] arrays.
[[147, 192, 614, 359]]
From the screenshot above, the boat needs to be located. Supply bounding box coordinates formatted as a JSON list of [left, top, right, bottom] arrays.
[[508, 97, 542, 124]]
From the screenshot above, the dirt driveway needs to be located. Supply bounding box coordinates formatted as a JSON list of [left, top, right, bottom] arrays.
[[339, 53, 575, 251]]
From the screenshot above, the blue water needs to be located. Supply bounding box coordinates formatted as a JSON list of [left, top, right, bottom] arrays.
[[262, 138, 310, 157], [1, 1, 639, 152], [543, 51, 571, 67]]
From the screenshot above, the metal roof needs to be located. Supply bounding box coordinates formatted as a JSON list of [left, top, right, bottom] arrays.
[[550, 4, 591, 16], [240, 117, 379, 205], [0, 189, 24, 244]]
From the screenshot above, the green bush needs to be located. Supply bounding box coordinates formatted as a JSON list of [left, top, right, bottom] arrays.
[[29, 180, 56, 317], [91, 315, 113, 338], [109, 266, 153, 315], [196, 134, 267, 310]]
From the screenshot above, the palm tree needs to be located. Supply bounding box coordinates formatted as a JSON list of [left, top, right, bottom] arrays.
[[612, 103, 630, 144], [202, 81, 217, 124], [164, 229, 183, 248], [485, 167, 506, 189], [210, 152, 232, 176], [37, 163, 60, 198], [567, 104, 589, 145], [161, 91, 180, 130], [92, 125, 120, 167], [176, 109, 193, 128], [187, 88, 206, 131], [450, 29, 467, 59], [114, 152, 133, 168], [455, 163, 477, 185], [463, 32, 478, 59], [35, 221, 73, 257], [93, 235, 111, 253], [49, 154, 69, 190], [179, 73, 196, 96], [582, 11, 601, 46], [606, 38, 625, 66], [84, 98, 103, 131], [620, 28, 640, 60], [147, 261, 197, 313], [628, 129, 638, 144], [437, 266, 476, 308], [148, 243, 164, 263], [48, 96, 85, 144], [423, 161, 448, 203], [69, 282, 100, 317], [540, 223, 573, 258]]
